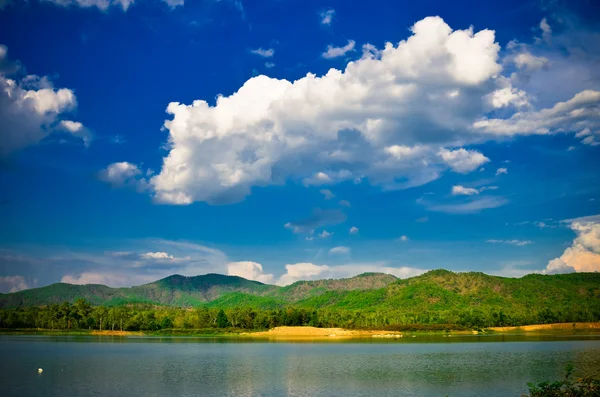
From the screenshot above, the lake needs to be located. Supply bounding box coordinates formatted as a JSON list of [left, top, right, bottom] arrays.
[[1, 335, 600, 397]]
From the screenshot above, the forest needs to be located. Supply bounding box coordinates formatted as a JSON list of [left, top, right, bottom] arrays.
[[1, 296, 598, 332]]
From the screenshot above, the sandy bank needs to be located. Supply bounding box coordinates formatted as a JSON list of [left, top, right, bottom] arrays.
[[489, 322, 600, 332], [245, 326, 402, 338]]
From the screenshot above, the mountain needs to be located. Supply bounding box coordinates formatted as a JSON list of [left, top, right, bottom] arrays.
[[291, 270, 600, 323], [2, 271, 599, 324], [0, 272, 398, 308], [274, 272, 398, 301]]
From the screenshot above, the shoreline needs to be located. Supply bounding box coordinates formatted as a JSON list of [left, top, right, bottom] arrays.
[[1, 322, 599, 338]]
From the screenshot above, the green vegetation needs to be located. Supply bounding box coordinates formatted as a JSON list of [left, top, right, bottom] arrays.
[[0, 272, 395, 308], [527, 364, 600, 396], [0, 270, 599, 332]]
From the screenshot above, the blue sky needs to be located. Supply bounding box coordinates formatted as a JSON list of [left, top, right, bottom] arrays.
[[0, 0, 599, 292]]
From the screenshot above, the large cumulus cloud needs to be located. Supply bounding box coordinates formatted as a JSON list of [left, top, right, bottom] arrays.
[[102, 16, 599, 205]]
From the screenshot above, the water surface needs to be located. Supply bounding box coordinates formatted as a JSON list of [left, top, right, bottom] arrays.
[[2, 335, 600, 397]]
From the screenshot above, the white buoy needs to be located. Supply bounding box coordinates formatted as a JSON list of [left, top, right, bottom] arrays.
[[38, 368, 43, 374]]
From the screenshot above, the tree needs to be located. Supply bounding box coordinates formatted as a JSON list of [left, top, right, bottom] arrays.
[[216, 309, 230, 328]]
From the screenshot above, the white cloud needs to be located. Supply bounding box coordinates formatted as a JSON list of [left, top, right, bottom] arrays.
[[349, 226, 359, 235], [319, 230, 332, 238], [276, 262, 426, 286], [480, 185, 498, 192], [496, 167, 508, 175], [543, 215, 600, 274], [420, 195, 508, 214], [162, 0, 184, 8], [265, 62, 275, 69], [303, 170, 352, 187], [61, 272, 133, 286], [486, 239, 532, 246], [110, 16, 596, 206], [320, 189, 335, 200], [0, 275, 31, 293], [329, 246, 350, 255], [513, 52, 549, 72], [473, 90, 600, 146], [339, 200, 351, 207], [486, 85, 530, 109], [98, 162, 148, 189], [0, 45, 85, 155], [320, 9, 335, 25], [250, 48, 274, 58], [452, 185, 479, 196], [540, 18, 552, 44], [227, 261, 274, 284], [322, 40, 356, 59], [141, 251, 175, 260], [439, 148, 490, 173], [56, 239, 230, 287], [397, 235, 409, 242], [40, 0, 182, 11], [59, 120, 93, 146]]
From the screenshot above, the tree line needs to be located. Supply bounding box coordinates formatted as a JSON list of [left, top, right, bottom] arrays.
[[0, 298, 598, 332]]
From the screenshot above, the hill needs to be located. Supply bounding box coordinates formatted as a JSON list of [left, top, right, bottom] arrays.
[[0, 272, 398, 308], [1, 270, 599, 330]]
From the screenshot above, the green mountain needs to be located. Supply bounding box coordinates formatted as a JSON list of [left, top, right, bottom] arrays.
[[0, 272, 397, 308], [2, 270, 599, 326]]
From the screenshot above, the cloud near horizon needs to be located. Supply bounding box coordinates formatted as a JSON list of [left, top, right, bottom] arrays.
[[543, 215, 600, 274]]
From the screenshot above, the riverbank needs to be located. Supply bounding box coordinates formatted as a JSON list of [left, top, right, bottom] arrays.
[[2, 322, 599, 338], [488, 322, 600, 332]]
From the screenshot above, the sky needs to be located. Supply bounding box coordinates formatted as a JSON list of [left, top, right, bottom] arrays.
[[0, 0, 599, 292]]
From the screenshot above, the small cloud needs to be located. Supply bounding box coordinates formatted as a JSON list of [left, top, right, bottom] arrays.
[[480, 186, 498, 192], [349, 226, 359, 235], [415, 216, 429, 223], [540, 17, 552, 44], [264, 62, 275, 68], [163, 0, 184, 8], [141, 252, 175, 260], [227, 261, 274, 284], [0, 275, 31, 293], [59, 120, 93, 147], [319, 230, 332, 238], [397, 235, 409, 242], [328, 246, 350, 255], [250, 48, 274, 58], [322, 40, 356, 59], [451, 185, 479, 196], [496, 168, 508, 176], [439, 148, 490, 174], [486, 239, 532, 246], [111, 135, 126, 144], [320, 189, 335, 200], [419, 196, 508, 214], [339, 200, 351, 207], [284, 208, 346, 234], [98, 162, 148, 191], [568, 146, 576, 151], [320, 8, 335, 25]]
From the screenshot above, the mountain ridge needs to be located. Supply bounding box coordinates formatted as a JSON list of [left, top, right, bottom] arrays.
[[0, 271, 398, 308]]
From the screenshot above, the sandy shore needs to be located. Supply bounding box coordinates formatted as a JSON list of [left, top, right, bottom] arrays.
[[489, 322, 600, 332], [245, 326, 404, 338]]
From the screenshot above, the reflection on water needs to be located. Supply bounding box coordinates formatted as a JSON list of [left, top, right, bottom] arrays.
[[1, 335, 599, 397]]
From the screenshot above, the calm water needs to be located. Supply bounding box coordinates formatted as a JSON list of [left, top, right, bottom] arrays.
[[2, 335, 600, 397]]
